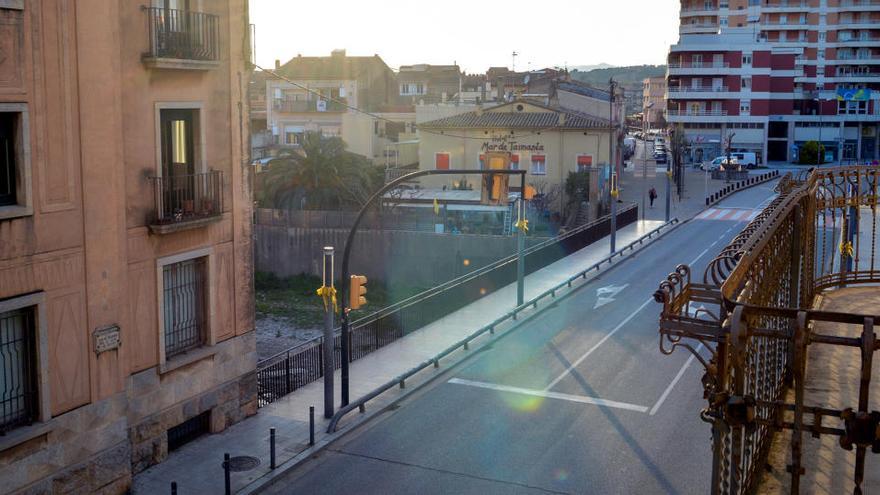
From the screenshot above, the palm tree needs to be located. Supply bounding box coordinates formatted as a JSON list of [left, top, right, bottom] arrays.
[[259, 132, 377, 210]]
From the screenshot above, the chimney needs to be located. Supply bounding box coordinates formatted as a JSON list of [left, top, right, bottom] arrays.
[[274, 59, 281, 70], [558, 112, 566, 126], [331, 49, 346, 58]]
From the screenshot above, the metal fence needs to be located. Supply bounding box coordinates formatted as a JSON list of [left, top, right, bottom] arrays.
[[150, 171, 222, 226], [655, 166, 880, 494], [143, 7, 219, 61], [0, 307, 37, 434], [257, 203, 638, 407]]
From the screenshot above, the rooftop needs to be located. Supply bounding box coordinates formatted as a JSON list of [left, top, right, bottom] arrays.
[[419, 100, 609, 130]]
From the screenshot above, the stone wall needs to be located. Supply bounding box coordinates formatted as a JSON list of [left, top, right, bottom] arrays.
[[4, 333, 257, 494], [254, 225, 545, 288]]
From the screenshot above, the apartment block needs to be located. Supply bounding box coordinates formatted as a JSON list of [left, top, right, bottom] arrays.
[[670, 0, 880, 164], [0, 1, 255, 492]]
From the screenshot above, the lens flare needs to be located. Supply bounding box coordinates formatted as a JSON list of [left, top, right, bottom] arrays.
[[553, 468, 569, 481], [479, 288, 487, 295], [463, 259, 471, 267], [500, 393, 544, 413]]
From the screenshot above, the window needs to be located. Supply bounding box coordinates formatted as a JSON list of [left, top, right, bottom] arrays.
[[0, 113, 17, 207], [740, 100, 751, 115], [742, 54, 752, 66], [0, 306, 37, 434], [0, 105, 30, 219], [435, 152, 450, 170], [531, 155, 546, 175], [163, 257, 207, 359], [510, 154, 520, 170], [284, 125, 303, 145], [576, 155, 593, 172], [742, 77, 751, 90]]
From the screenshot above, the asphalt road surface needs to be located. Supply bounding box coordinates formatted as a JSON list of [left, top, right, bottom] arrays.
[[263, 183, 779, 495]]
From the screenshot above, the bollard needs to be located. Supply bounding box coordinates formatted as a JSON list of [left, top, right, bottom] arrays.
[[309, 406, 315, 446], [270, 427, 276, 470], [223, 453, 231, 495], [171, 482, 177, 495]]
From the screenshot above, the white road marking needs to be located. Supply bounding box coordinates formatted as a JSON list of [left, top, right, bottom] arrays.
[[690, 248, 711, 266], [649, 344, 704, 416], [449, 378, 650, 414], [594, 284, 628, 310], [542, 298, 654, 391]]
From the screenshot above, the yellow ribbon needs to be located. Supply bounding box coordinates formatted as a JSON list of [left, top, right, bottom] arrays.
[[610, 188, 620, 199], [840, 241, 854, 258], [514, 218, 529, 233], [316, 285, 338, 313]]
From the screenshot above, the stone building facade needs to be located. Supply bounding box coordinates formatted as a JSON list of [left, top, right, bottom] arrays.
[[0, 1, 255, 493]]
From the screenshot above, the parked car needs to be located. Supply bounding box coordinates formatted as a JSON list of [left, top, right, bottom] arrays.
[[654, 153, 668, 164], [701, 156, 738, 171], [730, 152, 758, 169]]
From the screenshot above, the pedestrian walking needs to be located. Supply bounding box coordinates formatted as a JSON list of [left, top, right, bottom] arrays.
[[649, 187, 657, 208]]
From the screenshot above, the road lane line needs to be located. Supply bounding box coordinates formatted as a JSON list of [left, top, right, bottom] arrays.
[[649, 344, 704, 416], [690, 248, 711, 266], [449, 378, 650, 413], [542, 298, 654, 391]]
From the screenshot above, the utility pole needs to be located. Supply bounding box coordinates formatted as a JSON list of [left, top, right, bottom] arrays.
[[609, 79, 618, 253], [642, 103, 654, 221], [321, 246, 335, 419]]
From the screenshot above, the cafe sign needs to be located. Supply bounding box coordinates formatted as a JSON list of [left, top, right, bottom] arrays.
[[481, 135, 545, 153]]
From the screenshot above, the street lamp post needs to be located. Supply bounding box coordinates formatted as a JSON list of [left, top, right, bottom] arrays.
[[642, 102, 654, 221], [609, 79, 617, 254], [337, 168, 527, 406]]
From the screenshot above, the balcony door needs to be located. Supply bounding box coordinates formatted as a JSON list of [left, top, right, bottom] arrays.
[[161, 109, 195, 178]]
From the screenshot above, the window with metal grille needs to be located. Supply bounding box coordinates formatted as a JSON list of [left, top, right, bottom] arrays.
[[163, 257, 207, 359], [0, 112, 17, 207], [0, 307, 37, 434]]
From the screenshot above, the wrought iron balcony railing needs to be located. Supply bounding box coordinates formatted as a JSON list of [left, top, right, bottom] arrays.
[[655, 167, 880, 494], [149, 171, 222, 233], [143, 7, 219, 65]]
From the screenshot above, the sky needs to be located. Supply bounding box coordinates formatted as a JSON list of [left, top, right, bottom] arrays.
[[249, 0, 681, 73]]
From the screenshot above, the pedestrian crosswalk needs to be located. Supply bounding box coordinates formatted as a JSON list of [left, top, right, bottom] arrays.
[[695, 207, 760, 222]]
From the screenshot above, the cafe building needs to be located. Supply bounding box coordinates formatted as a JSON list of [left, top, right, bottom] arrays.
[[417, 100, 613, 219]]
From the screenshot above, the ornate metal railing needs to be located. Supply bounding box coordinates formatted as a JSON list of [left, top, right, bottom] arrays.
[[655, 166, 880, 494], [149, 171, 223, 227]]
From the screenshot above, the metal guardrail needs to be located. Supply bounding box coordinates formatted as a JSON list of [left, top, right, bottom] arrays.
[[705, 170, 781, 206], [256, 204, 638, 407], [327, 217, 680, 433], [150, 171, 223, 225], [656, 166, 880, 494]]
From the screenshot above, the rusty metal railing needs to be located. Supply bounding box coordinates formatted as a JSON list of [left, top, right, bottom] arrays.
[[655, 166, 880, 494]]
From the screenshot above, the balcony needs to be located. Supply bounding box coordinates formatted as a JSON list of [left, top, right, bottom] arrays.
[[149, 171, 223, 234], [680, 23, 720, 34], [142, 7, 220, 70], [272, 99, 348, 113]]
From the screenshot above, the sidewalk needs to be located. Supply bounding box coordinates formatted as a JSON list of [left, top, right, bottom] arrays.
[[132, 219, 666, 494], [758, 287, 880, 494]]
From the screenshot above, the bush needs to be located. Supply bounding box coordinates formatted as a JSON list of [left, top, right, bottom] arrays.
[[799, 140, 825, 165]]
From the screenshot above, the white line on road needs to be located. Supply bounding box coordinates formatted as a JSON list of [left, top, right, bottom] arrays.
[[690, 248, 711, 266], [649, 344, 705, 416], [449, 378, 650, 414], [542, 298, 654, 391]]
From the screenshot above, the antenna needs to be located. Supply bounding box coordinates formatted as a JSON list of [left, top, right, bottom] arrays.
[[512, 51, 519, 72]]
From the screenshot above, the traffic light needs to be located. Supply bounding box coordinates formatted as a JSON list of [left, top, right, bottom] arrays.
[[481, 152, 510, 205], [349, 275, 367, 310]]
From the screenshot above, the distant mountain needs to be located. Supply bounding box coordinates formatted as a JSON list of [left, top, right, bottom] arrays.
[[570, 65, 666, 90], [569, 63, 616, 72]]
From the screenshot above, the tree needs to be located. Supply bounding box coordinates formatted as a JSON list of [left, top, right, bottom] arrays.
[[258, 132, 380, 210], [799, 140, 825, 165]]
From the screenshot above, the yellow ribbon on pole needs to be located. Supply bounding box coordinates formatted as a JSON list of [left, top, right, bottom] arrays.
[[316, 285, 338, 313], [514, 218, 529, 233], [840, 241, 854, 259]]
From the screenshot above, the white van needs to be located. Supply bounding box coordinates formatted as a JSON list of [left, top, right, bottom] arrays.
[[731, 152, 757, 169], [701, 156, 739, 171]]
